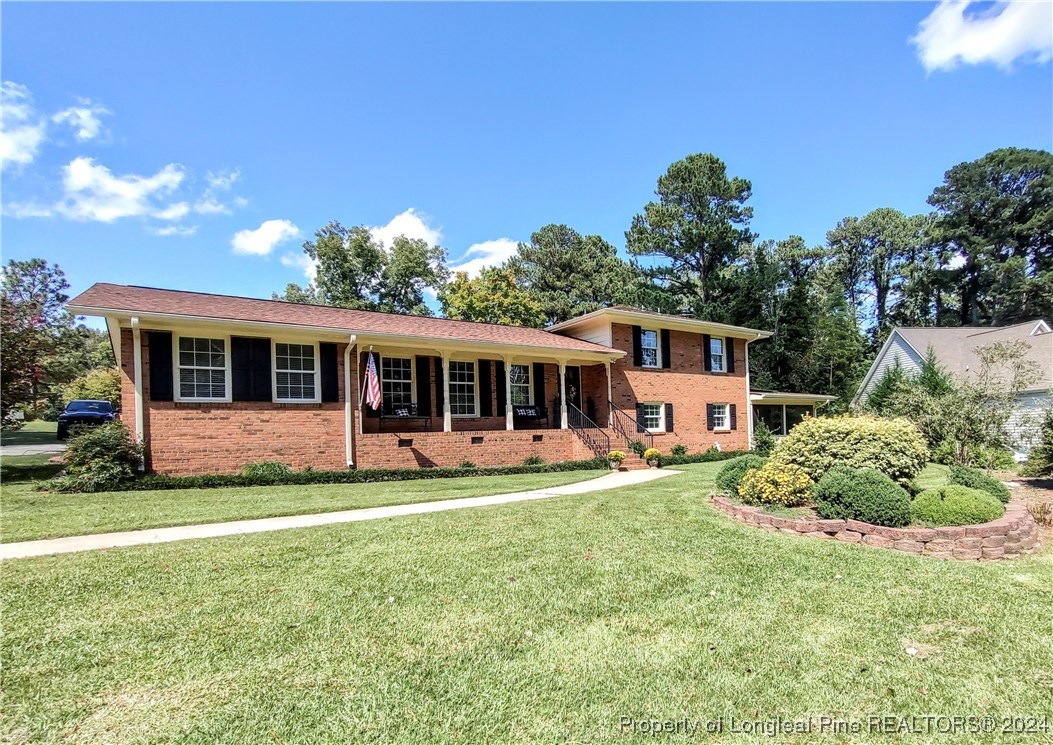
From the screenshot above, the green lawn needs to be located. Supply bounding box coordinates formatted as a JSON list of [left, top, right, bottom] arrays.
[[0, 469, 602, 543], [3, 461, 1050, 744], [0, 420, 58, 446]]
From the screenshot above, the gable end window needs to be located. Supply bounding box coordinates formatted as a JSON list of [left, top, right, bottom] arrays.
[[710, 338, 726, 373], [274, 342, 318, 402], [640, 329, 660, 368], [176, 336, 228, 400]]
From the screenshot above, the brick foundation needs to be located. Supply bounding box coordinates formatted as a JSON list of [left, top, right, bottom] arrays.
[[710, 496, 1041, 560], [355, 430, 595, 469]]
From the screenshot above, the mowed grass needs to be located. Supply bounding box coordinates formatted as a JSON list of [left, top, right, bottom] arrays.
[[0, 469, 602, 543], [0, 420, 58, 446], [3, 462, 1051, 744]]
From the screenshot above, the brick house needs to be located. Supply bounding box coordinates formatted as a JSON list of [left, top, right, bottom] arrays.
[[68, 284, 833, 475]]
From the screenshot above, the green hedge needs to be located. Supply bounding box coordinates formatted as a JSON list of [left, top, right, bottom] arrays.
[[82, 457, 609, 493], [813, 466, 912, 527], [714, 455, 767, 496], [658, 449, 747, 467], [912, 485, 1005, 527], [947, 465, 1011, 504]]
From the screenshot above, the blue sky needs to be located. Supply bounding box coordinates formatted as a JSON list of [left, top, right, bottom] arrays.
[[3, 2, 1051, 315]]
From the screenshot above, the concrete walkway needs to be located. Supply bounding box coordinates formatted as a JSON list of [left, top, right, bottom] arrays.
[[1, 468, 680, 560], [0, 443, 65, 457]]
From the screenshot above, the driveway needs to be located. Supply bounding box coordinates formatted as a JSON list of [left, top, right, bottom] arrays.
[[0, 443, 66, 457]]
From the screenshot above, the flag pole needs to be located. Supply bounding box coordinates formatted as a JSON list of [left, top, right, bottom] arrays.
[[358, 345, 374, 408]]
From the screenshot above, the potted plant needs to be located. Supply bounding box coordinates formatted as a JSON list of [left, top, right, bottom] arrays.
[[643, 447, 662, 468], [607, 450, 627, 470]]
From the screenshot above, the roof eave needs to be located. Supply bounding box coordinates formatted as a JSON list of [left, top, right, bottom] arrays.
[[548, 307, 773, 340]]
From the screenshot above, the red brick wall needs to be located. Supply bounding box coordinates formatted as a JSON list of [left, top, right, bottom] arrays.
[[356, 429, 594, 469], [608, 322, 750, 453]]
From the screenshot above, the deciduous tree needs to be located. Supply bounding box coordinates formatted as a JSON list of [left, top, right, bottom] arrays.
[[438, 267, 546, 327]]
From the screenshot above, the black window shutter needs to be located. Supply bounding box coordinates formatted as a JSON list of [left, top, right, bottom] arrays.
[[365, 352, 381, 417], [479, 360, 493, 417], [232, 336, 271, 402], [726, 337, 735, 373], [702, 333, 712, 372], [415, 356, 432, 416], [495, 360, 506, 413], [532, 362, 546, 409], [706, 403, 715, 431], [320, 343, 339, 402], [730, 403, 738, 430], [660, 329, 671, 369], [665, 403, 674, 432], [147, 331, 173, 401], [632, 325, 643, 367], [636, 402, 647, 433], [433, 357, 444, 415]]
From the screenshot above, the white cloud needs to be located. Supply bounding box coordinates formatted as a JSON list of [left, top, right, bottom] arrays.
[[369, 208, 442, 248], [193, 198, 230, 215], [192, 168, 241, 215], [448, 238, 520, 279], [281, 251, 318, 280], [56, 157, 186, 222], [912, 1, 1053, 72], [2, 201, 53, 218], [232, 219, 300, 256], [51, 99, 110, 141], [206, 168, 240, 191], [0, 82, 46, 170], [151, 225, 198, 237]]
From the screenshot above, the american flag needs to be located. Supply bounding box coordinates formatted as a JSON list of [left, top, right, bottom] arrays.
[[364, 351, 383, 410]]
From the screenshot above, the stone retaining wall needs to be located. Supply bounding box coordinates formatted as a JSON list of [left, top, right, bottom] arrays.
[[710, 495, 1040, 560]]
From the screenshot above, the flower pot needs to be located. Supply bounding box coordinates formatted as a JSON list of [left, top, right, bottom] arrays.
[[647, 459, 659, 468], [608, 461, 622, 471]]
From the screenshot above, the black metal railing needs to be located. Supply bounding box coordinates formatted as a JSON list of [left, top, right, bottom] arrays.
[[608, 401, 654, 450], [568, 402, 610, 459]]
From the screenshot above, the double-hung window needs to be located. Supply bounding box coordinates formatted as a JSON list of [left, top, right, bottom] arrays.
[[711, 402, 729, 430], [274, 343, 317, 402], [381, 356, 414, 412], [642, 402, 664, 432], [449, 361, 477, 416], [710, 338, 726, 373], [509, 364, 531, 405], [177, 337, 227, 400], [641, 329, 660, 368]]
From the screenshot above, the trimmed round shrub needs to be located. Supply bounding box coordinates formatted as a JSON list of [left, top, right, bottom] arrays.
[[911, 485, 1005, 526], [948, 465, 1010, 504], [738, 462, 813, 507], [715, 455, 767, 496], [813, 466, 912, 527], [768, 414, 927, 486]]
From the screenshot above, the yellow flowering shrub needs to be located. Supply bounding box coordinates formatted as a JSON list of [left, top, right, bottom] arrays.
[[768, 414, 927, 486], [738, 462, 814, 506], [643, 448, 662, 461]]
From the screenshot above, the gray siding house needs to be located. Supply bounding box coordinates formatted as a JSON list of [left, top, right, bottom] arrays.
[[853, 320, 1053, 455]]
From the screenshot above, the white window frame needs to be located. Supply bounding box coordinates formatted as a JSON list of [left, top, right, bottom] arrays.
[[272, 340, 321, 404], [641, 328, 661, 368], [712, 402, 730, 431], [710, 337, 726, 373], [380, 355, 416, 411], [509, 363, 532, 406], [642, 401, 665, 433], [449, 360, 480, 418], [173, 334, 232, 403]]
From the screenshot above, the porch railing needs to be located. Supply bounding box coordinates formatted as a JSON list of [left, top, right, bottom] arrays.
[[608, 401, 654, 450], [567, 402, 610, 459]]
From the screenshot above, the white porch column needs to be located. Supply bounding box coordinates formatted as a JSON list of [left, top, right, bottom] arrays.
[[559, 360, 568, 429], [442, 352, 452, 432], [504, 356, 514, 431], [604, 360, 613, 425], [130, 317, 145, 471]]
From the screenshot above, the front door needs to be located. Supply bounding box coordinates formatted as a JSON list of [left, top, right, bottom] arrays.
[[565, 366, 582, 412]]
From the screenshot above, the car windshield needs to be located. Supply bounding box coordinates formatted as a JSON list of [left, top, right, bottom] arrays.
[[65, 401, 113, 414]]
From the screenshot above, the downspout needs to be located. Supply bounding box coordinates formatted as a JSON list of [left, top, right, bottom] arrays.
[[744, 337, 754, 451], [344, 335, 357, 467], [130, 317, 145, 471]]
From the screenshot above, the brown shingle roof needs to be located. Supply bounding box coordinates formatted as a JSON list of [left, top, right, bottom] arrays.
[[68, 283, 621, 356]]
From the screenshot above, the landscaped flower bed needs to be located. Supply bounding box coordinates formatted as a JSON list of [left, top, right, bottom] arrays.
[[710, 494, 1040, 560]]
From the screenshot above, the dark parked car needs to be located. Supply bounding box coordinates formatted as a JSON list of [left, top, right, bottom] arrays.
[[57, 400, 117, 440]]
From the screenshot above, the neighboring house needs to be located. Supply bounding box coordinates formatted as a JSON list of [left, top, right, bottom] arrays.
[[68, 284, 833, 475], [853, 320, 1053, 453]]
